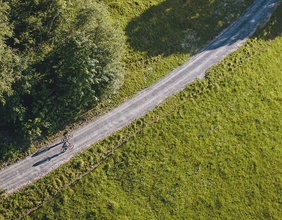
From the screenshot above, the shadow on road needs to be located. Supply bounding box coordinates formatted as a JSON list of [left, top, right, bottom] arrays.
[[253, 2, 282, 41], [32, 152, 63, 167], [32, 142, 62, 157]]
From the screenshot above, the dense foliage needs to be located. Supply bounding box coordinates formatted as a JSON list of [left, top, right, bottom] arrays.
[[0, 0, 125, 141], [0, 2, 21, 103]]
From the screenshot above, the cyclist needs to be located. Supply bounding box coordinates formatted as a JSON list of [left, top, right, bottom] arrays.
[[62, 140, 70, 150]]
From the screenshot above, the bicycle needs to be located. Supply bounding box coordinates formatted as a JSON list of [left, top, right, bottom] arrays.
[[61, 142, 74, 153]]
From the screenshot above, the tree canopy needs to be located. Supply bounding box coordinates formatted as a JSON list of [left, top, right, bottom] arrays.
[[0, 2, 21, 103], [0, 0, 125, 140]]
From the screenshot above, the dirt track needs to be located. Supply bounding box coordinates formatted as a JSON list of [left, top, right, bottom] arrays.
[[0, 0, 280, 194]]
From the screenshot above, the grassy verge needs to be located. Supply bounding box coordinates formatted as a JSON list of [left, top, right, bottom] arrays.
[[0, 1, 281, 219]]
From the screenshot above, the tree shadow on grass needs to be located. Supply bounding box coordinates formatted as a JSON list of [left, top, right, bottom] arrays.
[[125, 0, 253, 57], [253, 2, 282, 40]]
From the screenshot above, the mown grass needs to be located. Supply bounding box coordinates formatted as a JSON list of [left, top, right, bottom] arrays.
[[104, 0, 256, 100], [1, 0, 281, 219]]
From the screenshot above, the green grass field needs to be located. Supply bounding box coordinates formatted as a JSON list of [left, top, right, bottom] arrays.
[[24, 36, 282, 220], [1, 0, 282, 219]]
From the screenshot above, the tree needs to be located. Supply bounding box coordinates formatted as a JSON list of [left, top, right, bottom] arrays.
[[0, 2, 21, 104], [0, 0, 125, 140]]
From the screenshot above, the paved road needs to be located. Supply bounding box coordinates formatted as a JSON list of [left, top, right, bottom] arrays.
[[0, 0, 280, 194]]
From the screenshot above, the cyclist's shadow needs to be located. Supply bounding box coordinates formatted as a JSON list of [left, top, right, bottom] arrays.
[[32, 152, 63, 167], [32, 142, 62, 157]]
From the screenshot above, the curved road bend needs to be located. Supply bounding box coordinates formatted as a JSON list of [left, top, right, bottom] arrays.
[[0, 0, 280, 194]]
